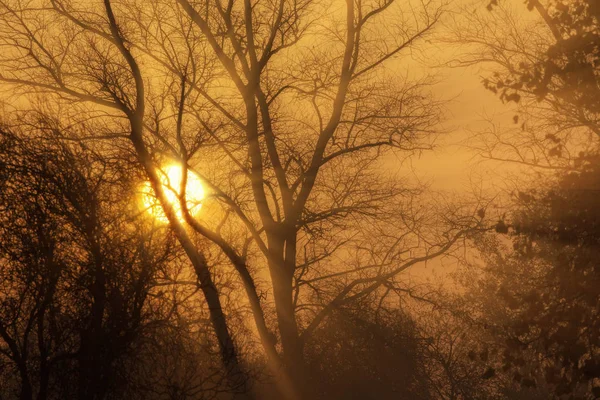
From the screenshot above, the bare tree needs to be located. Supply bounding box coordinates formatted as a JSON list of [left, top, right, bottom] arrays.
[[0, 0, 485, 398], [0, 119, 179, 400]]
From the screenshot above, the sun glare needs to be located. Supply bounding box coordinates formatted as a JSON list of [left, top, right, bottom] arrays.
[[141, 164, 205, 223]]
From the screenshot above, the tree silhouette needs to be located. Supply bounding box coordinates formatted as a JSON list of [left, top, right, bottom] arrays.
[[0, 1, 486, 398], [446, 0, 600, 397], [453, 0, 599, 173], [0, 121, 182, 399]]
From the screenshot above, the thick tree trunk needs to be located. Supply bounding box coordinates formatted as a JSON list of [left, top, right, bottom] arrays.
[[267, 232, 309, 399], [194, 254, 252, 398], [78, 240, 107, 400], [37, 264, 59, 400], [37, 328, 50, 400], [37, 367, 49, 400], [19, 382, 33, 400], [18, 371, 33, 400]]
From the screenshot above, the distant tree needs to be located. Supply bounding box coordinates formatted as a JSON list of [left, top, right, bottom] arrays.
[[485, 0, 600, 135], [454, 0, 600, 170], [304, 299, 431, 400], [0, 121, 178, 400], [125, 282, 236, 400], [453, 154, 600, 399], [448, 1, 600, 397], [416, 308, 502, 400]]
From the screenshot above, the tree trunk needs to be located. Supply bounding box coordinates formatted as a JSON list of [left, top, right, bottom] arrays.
[[194, 253, 252, 398], [19, 380, 33, 400], [267, 232, 309, 399], [0, 327, 33, 400], [129, 130, 253, 399], [78, 239, 107, 400]]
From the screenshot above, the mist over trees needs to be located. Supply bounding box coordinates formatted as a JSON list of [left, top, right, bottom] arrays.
[[0, 0, 597, 399], [446, 0, 600, 398]]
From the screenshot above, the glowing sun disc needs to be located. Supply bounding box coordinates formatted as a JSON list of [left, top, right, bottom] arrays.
[[141, 164, 205, 223]]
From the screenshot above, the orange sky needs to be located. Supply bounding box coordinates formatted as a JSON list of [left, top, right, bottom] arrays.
[[411, 60, 516, 192]]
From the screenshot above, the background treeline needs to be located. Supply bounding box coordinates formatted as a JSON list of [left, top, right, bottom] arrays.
[[0, 0, 598, 399]]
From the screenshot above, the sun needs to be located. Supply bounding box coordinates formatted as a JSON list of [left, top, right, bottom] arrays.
[[141, 164, 205, 223]]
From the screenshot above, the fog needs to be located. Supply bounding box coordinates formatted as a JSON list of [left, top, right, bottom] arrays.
[[0, 0, 598, 399]]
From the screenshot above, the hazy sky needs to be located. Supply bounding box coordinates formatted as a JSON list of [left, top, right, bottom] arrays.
[[406, 0, 520, 193]]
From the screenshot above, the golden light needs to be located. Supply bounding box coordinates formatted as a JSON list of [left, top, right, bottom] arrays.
[[141, 164, 205, 223]]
